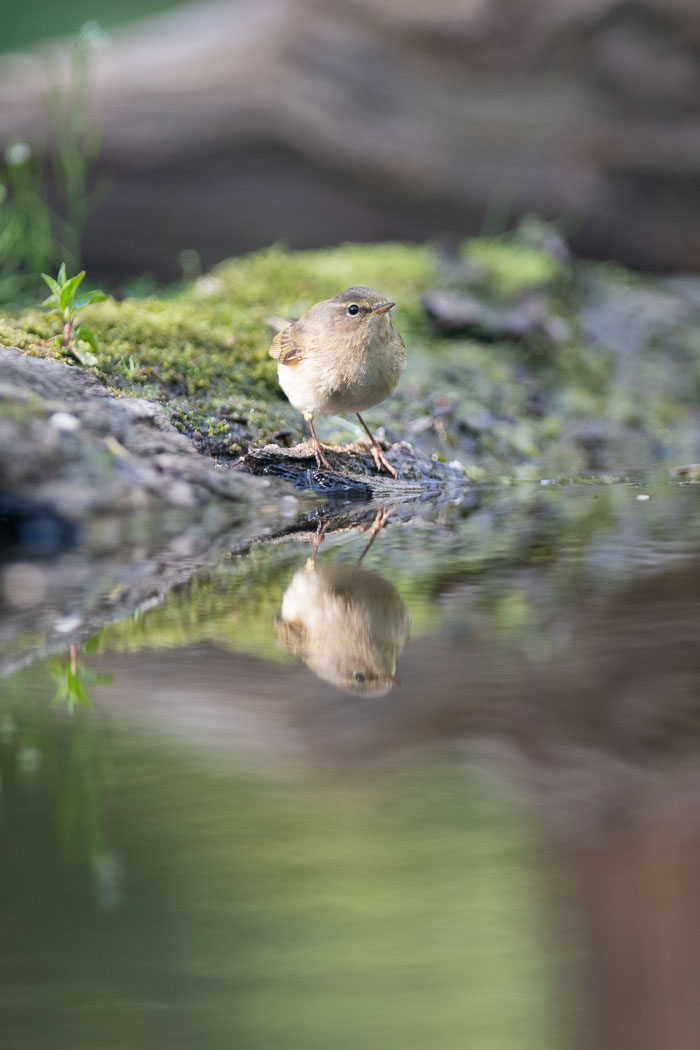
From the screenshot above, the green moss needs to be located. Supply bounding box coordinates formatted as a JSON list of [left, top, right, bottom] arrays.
[[464, 237, 563, 297], [1, 242, 438, 458]]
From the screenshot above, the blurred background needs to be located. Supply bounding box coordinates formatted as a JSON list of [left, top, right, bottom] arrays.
[[2, 0, 700, 292]]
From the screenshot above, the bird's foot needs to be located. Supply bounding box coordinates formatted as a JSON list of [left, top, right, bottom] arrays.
[[357, 506, 393, 536], [357, 506, 394, 562], [369, 443, 397, 478], [309, 441, 332, 471]]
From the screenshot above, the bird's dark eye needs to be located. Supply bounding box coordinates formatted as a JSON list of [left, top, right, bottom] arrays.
[[354, 672, 366, 683], [347, 304, 360, 316]]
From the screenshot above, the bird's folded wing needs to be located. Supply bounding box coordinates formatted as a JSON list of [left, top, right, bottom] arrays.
[[269, 324, 306, 367], [276, 618, 307, 657]]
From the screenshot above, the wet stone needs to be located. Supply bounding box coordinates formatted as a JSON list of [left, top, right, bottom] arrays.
[[237, 440, 467, 501]]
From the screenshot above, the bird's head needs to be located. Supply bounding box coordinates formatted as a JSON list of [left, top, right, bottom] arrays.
[[315, 286, 396, 337]]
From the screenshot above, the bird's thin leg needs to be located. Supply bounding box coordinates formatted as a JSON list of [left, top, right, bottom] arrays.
[[304, 413, 332, 470], [357, 506, 393, 564], [356, 412, 397, 478], [307, 519, 328, 567]]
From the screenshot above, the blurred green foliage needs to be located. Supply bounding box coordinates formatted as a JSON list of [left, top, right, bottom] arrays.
[[0, 1, 184, 55], [0, 141, 57, 303], [1, 644, 116, 914], [0, 25, 106, 305]]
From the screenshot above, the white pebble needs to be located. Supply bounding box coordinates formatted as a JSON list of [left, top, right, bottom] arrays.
[[49, 411, 81, 433], [54, 614, 83, 634]]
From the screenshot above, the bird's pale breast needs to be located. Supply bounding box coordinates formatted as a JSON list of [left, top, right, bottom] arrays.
[[278, 318, 406, 417]]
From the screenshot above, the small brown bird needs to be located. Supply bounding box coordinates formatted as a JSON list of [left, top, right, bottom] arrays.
[[268, 286, 407, 476], [277, 561, 411, 696]]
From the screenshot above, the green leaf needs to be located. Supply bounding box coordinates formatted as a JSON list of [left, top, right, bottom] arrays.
[[72, 676, 92, 709], [75, 289, 107, 308], [57, 262, 66, 285], [70, 344, 98, 367], [83, 632, 102, 654], [59, 270, 85, 311], [51, 685, 69, 708], [75, 323, 98, 352], [41, 272, 61, 298]]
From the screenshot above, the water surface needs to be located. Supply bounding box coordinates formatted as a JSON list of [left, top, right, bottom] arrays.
[[2, 471, 700, 1050]]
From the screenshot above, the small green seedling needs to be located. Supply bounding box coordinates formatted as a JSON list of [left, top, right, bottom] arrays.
[[120, 354, 138, 381], [50, 641, 113, 714], [41, 263, 106, 364]]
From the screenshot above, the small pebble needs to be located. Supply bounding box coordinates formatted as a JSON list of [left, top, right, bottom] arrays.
[[138, 595, 161, 613], [54, 614, 83, 634], [636, 493, 650, 501], [49, 411, 81, 432], [282, 494, 298, 517], [166, 481, 196, 507], [2, 563, 48, 609]]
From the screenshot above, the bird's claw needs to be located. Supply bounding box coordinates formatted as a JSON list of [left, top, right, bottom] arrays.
[[312, 444, 333, 471], [307, 520, 328, 565], [357, 507, 393, 535], [369, 444, 397, 478], [356, 506, 394, 562]]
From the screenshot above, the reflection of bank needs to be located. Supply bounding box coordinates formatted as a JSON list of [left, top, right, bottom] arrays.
[[277, 562, 410, 696]]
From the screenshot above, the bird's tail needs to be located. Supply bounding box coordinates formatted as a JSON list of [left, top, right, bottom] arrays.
[[266, 315, 292, 333]]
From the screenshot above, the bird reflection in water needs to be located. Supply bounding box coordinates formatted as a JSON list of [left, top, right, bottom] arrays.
[[276, 511, 410, 696]]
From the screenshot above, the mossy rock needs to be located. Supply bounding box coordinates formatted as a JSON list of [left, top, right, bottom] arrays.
[[2, 222, 700, 478]]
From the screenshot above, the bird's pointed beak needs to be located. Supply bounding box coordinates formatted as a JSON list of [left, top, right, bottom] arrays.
[[367, 301, 395, 316]]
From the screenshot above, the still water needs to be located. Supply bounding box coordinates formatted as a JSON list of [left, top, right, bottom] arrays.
[[2, 471, 700, 1050]]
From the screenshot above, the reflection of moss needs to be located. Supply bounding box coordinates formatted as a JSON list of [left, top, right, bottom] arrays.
[[96, 473, 700, 665], [0, 665, 555, 1050], [100, 546, 304, 662]]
